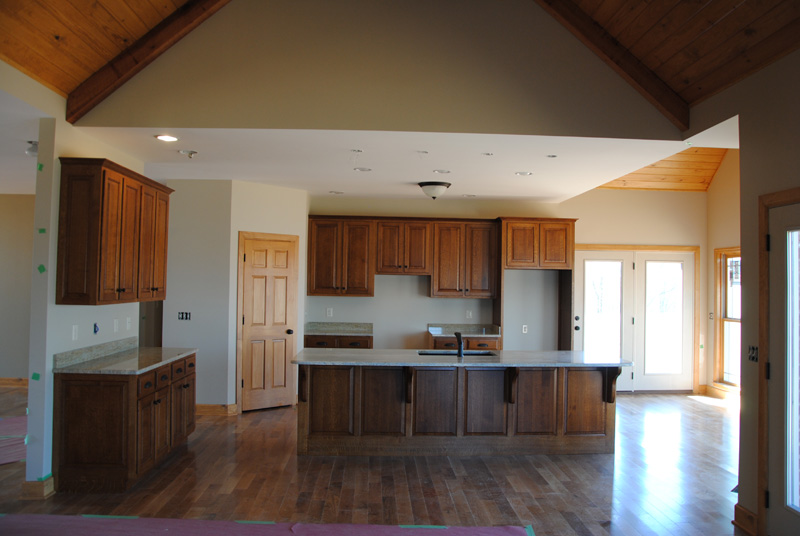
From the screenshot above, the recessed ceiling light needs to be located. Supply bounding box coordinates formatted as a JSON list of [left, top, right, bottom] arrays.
[[515, 171, 532, 176], [433, 169, 450, 174], [354, 167, 371, 172], [546, 154, 557, 158], [481, 152, 493, 156], [155, 135, 178, 142], [416, 150, 429, 154], [329, 191, 344, 195], [463, 194, 477, 198], [351, 149, 362, 153]]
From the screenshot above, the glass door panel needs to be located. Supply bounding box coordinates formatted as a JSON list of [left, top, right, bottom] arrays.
[[643, 261, 685, 375]]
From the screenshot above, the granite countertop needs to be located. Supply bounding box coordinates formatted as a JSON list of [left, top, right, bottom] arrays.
[[54, 347, 197, 375], [427, 324, 501, 337], [292, 348, 632, 368], [305, 322, 373, 336]]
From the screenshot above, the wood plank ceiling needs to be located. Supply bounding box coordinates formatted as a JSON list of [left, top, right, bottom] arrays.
[[599, 147, 728, 192], [1, 1, 796, 190]]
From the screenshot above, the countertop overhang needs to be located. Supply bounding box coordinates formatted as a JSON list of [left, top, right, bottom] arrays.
[[54, 347, 197, 375], [293, 348, 632, 368]]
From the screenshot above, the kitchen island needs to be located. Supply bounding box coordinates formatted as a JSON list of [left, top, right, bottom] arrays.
[[292, 348, 631, 456]]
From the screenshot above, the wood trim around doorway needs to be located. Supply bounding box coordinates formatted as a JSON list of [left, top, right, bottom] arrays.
[[756, 186, 800, 536], [575, 244, 702, 394], [235, 231, 300, 415]]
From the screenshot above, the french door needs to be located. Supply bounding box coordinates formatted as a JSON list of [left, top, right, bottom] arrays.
[[575, 249, 695, 391]]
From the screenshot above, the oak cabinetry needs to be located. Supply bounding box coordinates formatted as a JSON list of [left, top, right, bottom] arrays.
[[502, 218, 575, 270], [376, 220, 432, 275], [432, 221, 497, 298], [432, 337, 500, 350], [304, 335, 373, 349], [307, 218, 376, 296], [56, 158, 173, 305], [54, 354, 196, 492]]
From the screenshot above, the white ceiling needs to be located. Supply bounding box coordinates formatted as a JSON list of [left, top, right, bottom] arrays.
[[0, 89, 739, 201]]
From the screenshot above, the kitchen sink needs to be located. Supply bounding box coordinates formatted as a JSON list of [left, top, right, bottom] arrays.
[[417, 350, 497, 356]]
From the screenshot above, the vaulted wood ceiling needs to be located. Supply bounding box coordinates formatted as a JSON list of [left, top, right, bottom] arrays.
[[599, 147, 728, 192], [2, 0, 798, 128]]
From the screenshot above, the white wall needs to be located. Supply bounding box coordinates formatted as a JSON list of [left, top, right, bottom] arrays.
[[0, 195, 34, 378]]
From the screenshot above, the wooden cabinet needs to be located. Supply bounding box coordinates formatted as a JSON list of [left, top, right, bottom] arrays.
[[54, 354, 196, 492], [56, 158, 173, 305], [432, 221, 497, 298], [432, 336, 499, 350], [502, 218, 575, 270], [308, 218, 376, 296], [376, 220, 432, 274], [304, 335, 373, 349]]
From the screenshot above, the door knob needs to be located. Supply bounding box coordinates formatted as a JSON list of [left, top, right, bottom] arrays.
[[286, 329, 294, 334]]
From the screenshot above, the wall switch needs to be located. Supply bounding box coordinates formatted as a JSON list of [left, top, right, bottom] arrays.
[[126, 317, 132, 330], [522, 325, 528, 334], [113, 319, 119, 332], [71, 325, 78, 341], [466, 310, 472, 319], [326, 307, 333, 318]]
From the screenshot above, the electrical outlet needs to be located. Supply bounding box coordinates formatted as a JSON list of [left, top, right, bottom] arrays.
[[522, 325, 528, 334], [113, 319, 119, 332], [326, 307, 333, 318], [466, 310, 472, 319], [71, 325, 78, 341], [126, 317, 132, 330]]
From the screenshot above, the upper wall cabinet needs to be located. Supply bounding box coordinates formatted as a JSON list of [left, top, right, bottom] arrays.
[[56, 158, 173, 305], [308, 217, 376, 296], [376, 220, 432, 275], [502, 218, 575, 270], [432, 221, 497, 298]]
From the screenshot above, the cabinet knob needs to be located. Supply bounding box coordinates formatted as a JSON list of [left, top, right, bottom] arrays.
[[144, 381, 153, 389], [349, 341, 361, 347], [286, 329, 294, 334]]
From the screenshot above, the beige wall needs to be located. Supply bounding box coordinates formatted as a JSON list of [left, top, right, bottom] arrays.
[[0, 195, 35, 378]]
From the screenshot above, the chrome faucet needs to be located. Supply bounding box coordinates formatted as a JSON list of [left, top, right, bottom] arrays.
[[454, 331, 464, 359]]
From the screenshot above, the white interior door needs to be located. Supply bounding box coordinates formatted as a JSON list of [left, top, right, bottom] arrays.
[[575, 249, 695, 391], [768, 203, 800, 534]]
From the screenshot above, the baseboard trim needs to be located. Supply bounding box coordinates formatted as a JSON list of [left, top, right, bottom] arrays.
[[706, 382, 740, 400], [196, 404, 238, 416], [733, 503, 757, 536], [20, 477, 55, 500], [0, 377, 29, 388]]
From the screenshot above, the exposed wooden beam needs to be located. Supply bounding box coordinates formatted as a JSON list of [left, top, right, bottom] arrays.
[[532, 0, 690, 131], [66, 0, 233, 124]]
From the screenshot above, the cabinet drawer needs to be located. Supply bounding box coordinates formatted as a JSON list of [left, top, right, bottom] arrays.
[[171, 358, 188, 380], [185, 354, 197, 375], [433, 338, 459, 350], [467, 338, 499, 350], [155, 365, 171, 389], [138, 371, 156, 398], [305, 335, 338, 348], [338, 336, 373, 349]]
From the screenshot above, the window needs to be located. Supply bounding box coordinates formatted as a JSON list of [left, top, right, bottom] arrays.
[[715, 248, 741, 387]]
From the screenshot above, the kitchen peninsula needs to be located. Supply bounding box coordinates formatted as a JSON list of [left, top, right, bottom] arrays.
[[293, 348, 631, 456]]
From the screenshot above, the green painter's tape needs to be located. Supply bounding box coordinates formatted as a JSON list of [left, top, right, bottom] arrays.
[[398, 526, 448, 529], [38, 228, 46, 234], [37, 473, 52, 482], [82, 515, 139, 519], [31, 373, 40, 381], [525, 525, 535, 536], [37, 163, 43, 171], [37, 264, 46, 274], [24, 435, 28, 445], [235, 520, 276, 524]]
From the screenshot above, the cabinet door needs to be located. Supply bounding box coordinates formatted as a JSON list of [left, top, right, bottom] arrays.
[[117, 175, 141, 301], [539, 222, 573, 269], [505, 221, 539, 268], [404, 222, 432, 274], [341, 221, 375, 296], [338, 336, 373, 349], [466, 338, 499, 350], [376, 221, 404, 274], [464, 222, 497, 298], [99, 169, 125, 302], [308, 220, 341, 295], [171, 373, 196, 445], [139, 187, 169, 300], [151, 190, 170, 300], [432, 223, 464, 297], [136, 392, 156, 475], [153, 387, 171, 463]]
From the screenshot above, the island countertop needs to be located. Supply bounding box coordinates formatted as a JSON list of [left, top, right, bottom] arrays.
[[54, 347, 197, 375], [292, 348, 632, 368]]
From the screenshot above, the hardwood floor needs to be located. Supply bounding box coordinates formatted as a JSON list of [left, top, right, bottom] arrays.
[[0, 388, 745, 535]]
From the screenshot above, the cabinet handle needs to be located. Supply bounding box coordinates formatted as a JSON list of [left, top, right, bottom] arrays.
[[187, 362, 195, 368], [183, 383, 190, 389], [161, 375, 169, 381], [348, 342, 361, 347], [477, 343, 488, 348], [154, 399, 161, 405], [315, 341, 328, 346], [144, 381, 153, 389], [151, 287, 159, 291], [176, 367, 183, 374], [444, 343, 456, 348]]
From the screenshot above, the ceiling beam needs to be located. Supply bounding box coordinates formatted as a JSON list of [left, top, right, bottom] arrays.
[[532, 0, 690, 131], [66, 0, 233, 124]]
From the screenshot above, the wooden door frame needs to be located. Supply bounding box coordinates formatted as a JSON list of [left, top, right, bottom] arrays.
[[753, 187, 800, 536], [236, 231, 300, 415], [575, 244, 702, 394]]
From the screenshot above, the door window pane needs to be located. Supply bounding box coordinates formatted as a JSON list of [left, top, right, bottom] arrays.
[[644, 261, 684, 375], [583, 261, 622, 361], [726, 257, 742, 319], [723, 321, 741, 385], [787, 230, 800, 512]]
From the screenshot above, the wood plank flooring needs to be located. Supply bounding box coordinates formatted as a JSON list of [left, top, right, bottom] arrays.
[[0, 388, 746, 535]]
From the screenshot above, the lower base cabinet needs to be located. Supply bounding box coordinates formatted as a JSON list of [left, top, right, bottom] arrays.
[[54, 355, 196, 492], [297, 364, 621, 456]]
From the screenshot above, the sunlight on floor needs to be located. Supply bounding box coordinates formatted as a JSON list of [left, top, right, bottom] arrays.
[[688, 394, 740, 411]]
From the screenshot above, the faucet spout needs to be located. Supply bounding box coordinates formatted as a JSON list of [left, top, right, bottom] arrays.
[[454, 332, 464, 358]]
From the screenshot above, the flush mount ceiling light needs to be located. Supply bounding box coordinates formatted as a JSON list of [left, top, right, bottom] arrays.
[[25, 140, 38, 157], [179, 149, 198, 159], [155, 134, 178, 142], [418, 181, 451, 200], [432, 169, 450, 174]]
